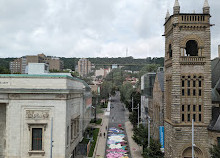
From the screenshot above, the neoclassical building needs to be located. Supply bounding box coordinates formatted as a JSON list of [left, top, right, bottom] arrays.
[[164, 0, 214, 157], [0, 74, 92, 158]]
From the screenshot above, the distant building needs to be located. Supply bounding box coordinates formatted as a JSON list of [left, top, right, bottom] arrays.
[[152, 71, 164, 140], [140, 72, 156, 126], [77, 58, 92, 77], [9, 58, 22, 74], [0, 74, 92, 158], [111, 64, 118, 69], [9, 54, 63, 74], [27, 63, 49, 74], [95, 68, 111, 79]]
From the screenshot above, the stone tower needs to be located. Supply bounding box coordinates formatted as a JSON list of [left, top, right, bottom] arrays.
[[164, 0, 212, 157]]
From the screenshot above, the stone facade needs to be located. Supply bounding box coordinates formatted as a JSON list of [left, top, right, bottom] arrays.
[[0, 74, 92, 158], [152, 72, 164, 140], [164, 0, 212, 157]]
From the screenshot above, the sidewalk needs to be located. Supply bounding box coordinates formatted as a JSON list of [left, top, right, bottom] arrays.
[[125, 110, 143, 158], [93, 111, 110, 158]]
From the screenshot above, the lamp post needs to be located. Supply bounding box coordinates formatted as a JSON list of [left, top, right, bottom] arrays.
[[132, 103, 140, 128]]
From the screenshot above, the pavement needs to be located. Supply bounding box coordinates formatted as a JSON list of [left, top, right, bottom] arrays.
[[93, 92, 143, 158], [125, 110, 143, 158], [94, 111, 110, 158]]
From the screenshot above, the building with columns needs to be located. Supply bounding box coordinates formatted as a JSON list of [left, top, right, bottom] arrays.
[[0, 74, 92, 158], [163, 0, 215, 157]]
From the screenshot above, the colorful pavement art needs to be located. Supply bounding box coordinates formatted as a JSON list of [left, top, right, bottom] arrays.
[[106, 127, 129, 158]]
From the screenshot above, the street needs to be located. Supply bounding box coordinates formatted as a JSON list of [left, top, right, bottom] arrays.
[[106, 92, 130, 158]]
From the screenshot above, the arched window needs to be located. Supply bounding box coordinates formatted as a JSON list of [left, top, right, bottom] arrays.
[[169, 44, 172, 58], [186, 40, 198, 56]]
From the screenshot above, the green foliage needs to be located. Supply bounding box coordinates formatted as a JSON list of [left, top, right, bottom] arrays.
[[120, 82, 134, 105], [129, 110, 138, 126], [71, 71, 79, 77], [0, 66, 10, 74], [143, 139, 164, 158], [210, 144, 220, 158], [139, 64, 160, 77], [90, 118, 102, 125], [132, 124, 148, 147], [100, 81, 112, 99], [88, 128, 99, 157]]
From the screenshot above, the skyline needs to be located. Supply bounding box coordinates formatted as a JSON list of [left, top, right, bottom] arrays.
[[0, 0, 219, 59]]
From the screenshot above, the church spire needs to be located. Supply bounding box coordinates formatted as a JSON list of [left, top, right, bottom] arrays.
[[203, 0, 210, 14], [165, 10, 170, 22], [173, 0, 180, 14]]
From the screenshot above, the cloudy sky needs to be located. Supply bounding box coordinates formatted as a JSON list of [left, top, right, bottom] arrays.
[[0, 0, 219, 58]]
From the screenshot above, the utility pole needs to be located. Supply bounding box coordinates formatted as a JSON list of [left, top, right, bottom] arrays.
[[192, 119, 194, 158], [50, 117, 53, 158], [132, 103, 140, 128]]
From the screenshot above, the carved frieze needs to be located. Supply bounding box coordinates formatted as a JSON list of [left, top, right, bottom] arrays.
[[26, 110, 49, 119]]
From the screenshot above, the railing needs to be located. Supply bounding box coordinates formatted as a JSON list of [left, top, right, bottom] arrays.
[[179, 15, 206, 23], [180, 56, 206, 65]]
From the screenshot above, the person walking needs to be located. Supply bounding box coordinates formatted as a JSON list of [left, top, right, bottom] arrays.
[[103, 132, 105, 138], [106, 126, 108, 131]]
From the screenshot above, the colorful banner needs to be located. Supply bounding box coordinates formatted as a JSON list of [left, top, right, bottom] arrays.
[[159, 126, 164, 149]]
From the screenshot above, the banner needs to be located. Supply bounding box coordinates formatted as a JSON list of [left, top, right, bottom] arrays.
[[159, 126, 165, 151]]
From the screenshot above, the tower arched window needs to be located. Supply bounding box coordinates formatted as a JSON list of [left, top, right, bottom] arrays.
[[185, 40, 198, 56], [169, 44, 172, 58]]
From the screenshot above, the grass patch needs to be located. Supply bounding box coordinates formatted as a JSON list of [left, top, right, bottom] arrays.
[[90, 118, 102, 125], [88, 128, 100, 157]]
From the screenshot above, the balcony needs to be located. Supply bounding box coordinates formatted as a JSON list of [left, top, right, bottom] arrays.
[[180, 56, 206, 65]]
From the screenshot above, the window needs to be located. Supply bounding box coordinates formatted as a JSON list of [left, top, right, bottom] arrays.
[[186, 40, 198, 56], [188, 80, 190, 87], [182, 114, 185, 122], [169, 44, 172, 58], [199, 89, 202, 96], [193, 89, 196, 96], [188, 105, 190, 112], [182, 105, 184, 111], [199, 105, 202, 112], [188, 89, 190, 96], [193, 81, 196, 87], [188, 114, 190, 122], [193, 105, 196, 112], [182, 80, 185, 87], [193, 114, 196, 121], [199, 80, 202, 87], [182, 89, 185, 96], [199, 114, 202, 122], [32, 128, 42, 150]]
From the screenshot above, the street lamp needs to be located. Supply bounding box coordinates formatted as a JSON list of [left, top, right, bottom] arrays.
[[132, 103, 140, 128]]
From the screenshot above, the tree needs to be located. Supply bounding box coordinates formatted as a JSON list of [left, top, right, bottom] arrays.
[[129, 110, 138, 126], [132, 124, 148, 147], [0, 66, 10, 74], [120, 82, 134, 106], [143, 139, 164, 158], [210, 143, 220, 158], [100, 81, 112, 100], [139, 64, 160, 77]]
